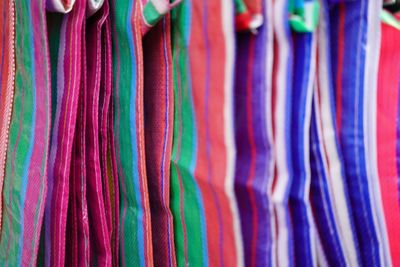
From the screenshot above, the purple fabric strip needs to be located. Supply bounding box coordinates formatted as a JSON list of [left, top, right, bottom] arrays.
[[234, 0, 274, 265]]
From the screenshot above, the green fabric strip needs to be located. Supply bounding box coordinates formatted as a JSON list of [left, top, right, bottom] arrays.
[[0, 0, 34, 265], [112, 0, 142, 265], [170, 1, 207, 266]]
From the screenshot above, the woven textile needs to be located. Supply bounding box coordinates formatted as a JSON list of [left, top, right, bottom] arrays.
[[234, 0, 274, 265], [170, 0, 243, 266], [143, 14, 176, 267], [330, 1, 390, 265], [309, 1, 359, 265], [111, 0, 153, 265], [0, 1, 51, 266], [0, 0, 400, 266], [0, 0, 15, 234], [376, 13, 400, 266]]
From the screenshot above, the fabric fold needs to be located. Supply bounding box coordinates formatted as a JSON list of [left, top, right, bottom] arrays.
[[45, 0, 86, 266], [330, 0, 389, 265], [233, 0, 274, 265], [111, 0, 154, 265], [143, 13, 176, 267], [85, 2, 112, 265], [309, 1, 360, 265]]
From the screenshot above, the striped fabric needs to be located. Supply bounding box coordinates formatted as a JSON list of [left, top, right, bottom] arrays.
[[111, 0, 153, 265], [2, 0, 400, 266], [85, 2, 113, 265], [330, 0, 391, 265], [289, 2, 317, 264], [143, 13, 176, 267], [233, 0, 274, 266], [99, 5, 120, 265], [169, 1, 209, 265], [45, 0, 86, 265], [45, 1, 118, 266], [309, 1, 359, 265], [376, 13, 400, 267], [0, 0, 51, 266], [0, 0, 15, 232], [271, 0, 295, 265], [64, 9, 90, 265], [170, 0, 243, 265]]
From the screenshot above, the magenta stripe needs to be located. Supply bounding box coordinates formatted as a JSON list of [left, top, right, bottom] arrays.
[[21, 0, 51, 265], [46, 1, 86, 265]]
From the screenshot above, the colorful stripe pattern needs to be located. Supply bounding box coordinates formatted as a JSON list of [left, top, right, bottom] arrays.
[[0, 0, 51, 266], [309, 1, 360, 265], [111, 0, 153, 265], [289, 3, 317, 264], [330, 0, 390, 265], [170, 1, 208, 265], [170, 0, 243, 265], [271, 0, 295, 265], [100, 5, 120, 265], [0, 0, 15, 232], [233, 0, 274, 265], [45, 0, 86, 265], [143, 14, 176, 267], [85, 3, 113, 265], [46, 1, 118, 266], [2, 0, 400, 266]]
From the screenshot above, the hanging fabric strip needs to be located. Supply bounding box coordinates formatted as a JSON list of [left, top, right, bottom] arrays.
[[45, 0, 86, 266], [99, 3, 119, 265], [288, 0, 317, 263], [188, 0, 243, 265], [65, 14, 89, 266], [309, 0, 360, 265], [0, 0, 51, 266], [170, 0, 243, 265], [310, 91, 350, 266], [376, 12, 400, 266], [111, 0, 153, 265], [271, 0, 294, 265], [330, 0, 391, 265], [233, 0, 274, 265], [170, 1, 209, 265], [0, 0, 15, 233], [143, 14, 176, 267], [85, 2, 112, 265]]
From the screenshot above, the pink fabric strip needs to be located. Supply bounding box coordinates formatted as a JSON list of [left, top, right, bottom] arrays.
[[98, 2, 119, 264], [65, 18, 90, 267], [45, 0, 85, 266], [85, 2, 112, 266]]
